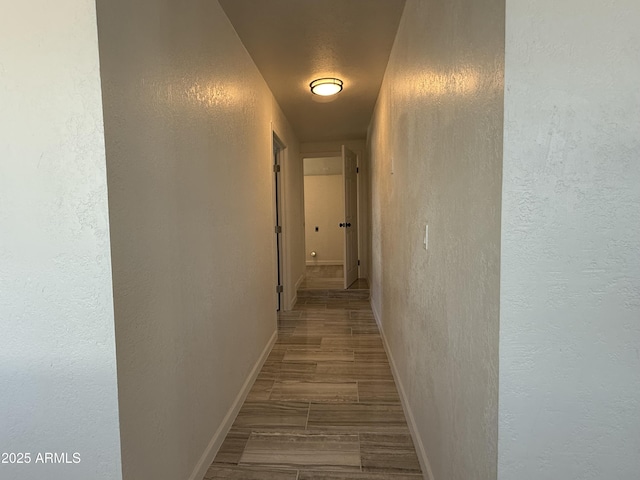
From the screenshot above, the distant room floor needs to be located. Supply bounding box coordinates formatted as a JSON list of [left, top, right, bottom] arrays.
[[300, 265, 369, 290]]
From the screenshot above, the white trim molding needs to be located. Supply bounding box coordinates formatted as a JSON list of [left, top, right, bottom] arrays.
[[370, 299, 434, 480], [188, 330, 277, 480]]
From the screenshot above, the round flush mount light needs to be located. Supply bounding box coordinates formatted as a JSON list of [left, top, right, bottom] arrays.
[[310, 78, 343, 96]]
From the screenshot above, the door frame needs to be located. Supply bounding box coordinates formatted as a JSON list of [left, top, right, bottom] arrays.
[[272, 132, 286, 311], [301, 150, 361, 287]]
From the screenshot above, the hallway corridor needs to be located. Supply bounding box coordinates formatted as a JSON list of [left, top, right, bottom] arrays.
[[203, 291, 422, 479]]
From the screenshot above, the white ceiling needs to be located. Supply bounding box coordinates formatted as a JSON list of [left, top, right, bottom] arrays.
[[219, 0, 406, 142]]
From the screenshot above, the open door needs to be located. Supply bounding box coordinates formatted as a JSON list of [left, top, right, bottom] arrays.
[[273, 136, 284, 311], [341, 146, 358, 289]]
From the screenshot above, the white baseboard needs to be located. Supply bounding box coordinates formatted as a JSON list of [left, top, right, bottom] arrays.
[[289, 295, 297, 310], [188, 329, 277, 480], [305, 260, 343, 266], [287, 273, 305, 310], [370, 299, 434, 480]]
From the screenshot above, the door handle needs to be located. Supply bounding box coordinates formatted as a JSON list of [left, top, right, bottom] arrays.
[[345, 223, 351, 227], [339, 223, 345, 228]]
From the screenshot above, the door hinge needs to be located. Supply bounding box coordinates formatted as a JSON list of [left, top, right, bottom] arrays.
[[276, 285, 284, 293], [275, 225, 282, 234], [358, 259, 360, 266], [273, 164, 281, 173]]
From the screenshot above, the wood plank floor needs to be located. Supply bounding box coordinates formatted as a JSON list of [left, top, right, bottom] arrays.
[[204, 290, 422, 479]]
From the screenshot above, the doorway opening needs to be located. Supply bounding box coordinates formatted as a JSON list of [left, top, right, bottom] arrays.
[[303, 155, 344, 289], [300, 146, 367, 291]]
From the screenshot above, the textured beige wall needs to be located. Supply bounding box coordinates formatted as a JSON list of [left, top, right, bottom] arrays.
[[0, 1, 122, 478], [96, 1, 300, 479], [304, 174, 344, 265], [368, 0, 504, 478], [499, 0, 640, 477]]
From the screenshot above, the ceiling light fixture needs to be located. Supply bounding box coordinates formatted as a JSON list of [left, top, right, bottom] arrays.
[[310, 78, 343, 96]]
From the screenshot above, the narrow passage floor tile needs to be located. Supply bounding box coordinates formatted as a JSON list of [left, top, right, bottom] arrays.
[[360, 433, 422, 474], [298, 472, 423, 480], [204, 465, 298, 479], [239, 432, 361, 470], [270, 380, 358, 402], [307, 403, 410, 433], [204, 291, 421, 478], [233, 401, 309, 430]]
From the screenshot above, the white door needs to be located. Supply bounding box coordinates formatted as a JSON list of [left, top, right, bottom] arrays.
[[342, 146, 358, 289]]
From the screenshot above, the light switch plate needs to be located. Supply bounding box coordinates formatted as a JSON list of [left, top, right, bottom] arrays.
[[424, 224, 429, 250]]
